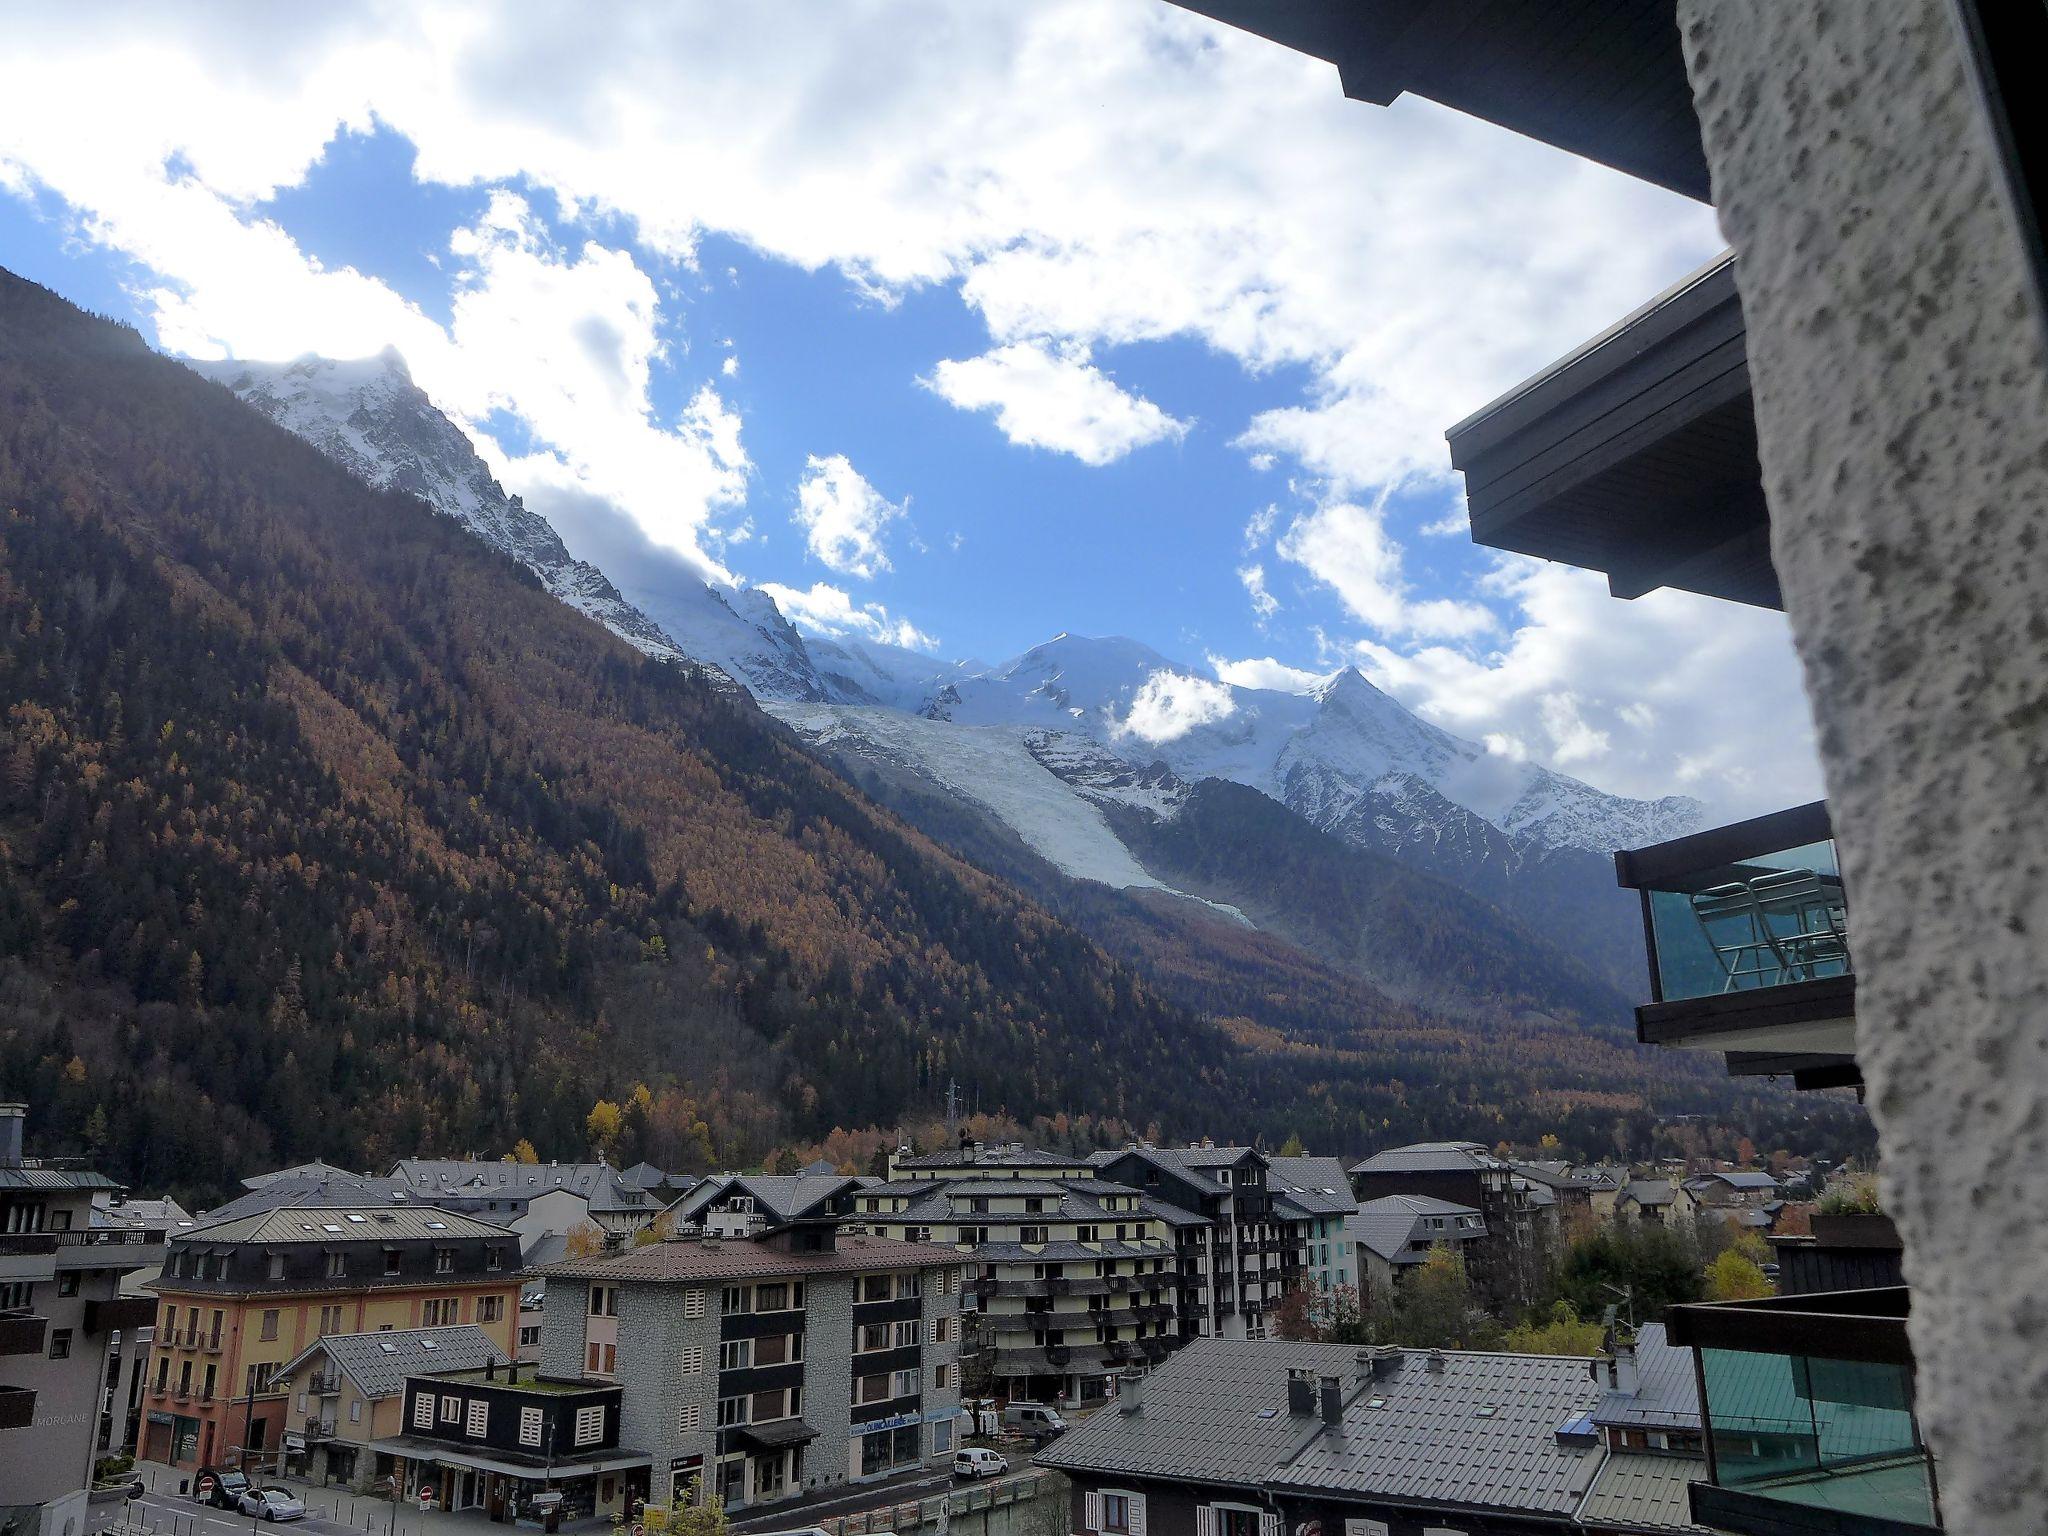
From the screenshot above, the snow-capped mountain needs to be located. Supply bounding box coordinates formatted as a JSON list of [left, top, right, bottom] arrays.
[[196, 350, 1695, 990]]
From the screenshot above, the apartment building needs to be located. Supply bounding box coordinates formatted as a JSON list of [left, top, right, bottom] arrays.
[[141, 1204, 520, 1473], [1089, 1146, 1291, 1342], [537, 1221, 964, 1511], [1345, 1194, 1487, 1299], [268, 1323, 505, 1490], [854, 1171, 1181, 1404], [1265, 1155, 1357, 1300], [1, 1104, 162, 1536], [388, 1158, 663, 1254]]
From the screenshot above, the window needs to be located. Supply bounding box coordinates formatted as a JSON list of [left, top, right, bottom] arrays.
[[413, 1395, 436, 1431], [434, 1247, 455, 1275], [487, 1246, 504, 1271], [587, 1341, 616, 1374], [1196, 1508, 1266, 1536], [755, 1282, 789, 1312], [441, 1395, 462, 1424], [751, 1387, 791, 1423], [383, 1248, 401, 1276], [858, 1322, 891, 1354], [48, 1327, 72, 1360], [678, 1403, 702, 1433], [721, 1286, 751, 1316], [854, 1373, 893, 1405], [755, 1333, 792, 1367], [1216, 1170, 1232, 1187], [934, 1316, 953, 1344], [326, 1251, 346, 1278], [717, 1396, 748, 1427], [935, 1363, 951, 1390], [1102, 1495, 1131, 1533], [893, 1368, 920, 1398], [57, 1271, 79, 1297], [861, 1275, 892, 1303], [466, 1399, 489, 1437], [349, 1400, 362, 1424], [679, 1345, 705, 1375], [260, 1309, 279, 1342], [478, 1295, 504, 1323], [520, 1325, 541, 1348], [1020, 1226, 1049, 1244], [319, 1305, 344, 1337], [423, 1298, 459, 1326], [894, 1319, 921, 1349], [961, 1225, 990, 1244], [268, 1252, 286, 1281], [934, 1416, 954, 1454], [720, 1339, 752, 1371], [900, 1273, 921, 1298]]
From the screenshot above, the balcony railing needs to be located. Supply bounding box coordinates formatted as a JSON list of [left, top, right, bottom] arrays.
[[1616, 801, 1858, 1079], [1669, 1287, 1940, 1534]]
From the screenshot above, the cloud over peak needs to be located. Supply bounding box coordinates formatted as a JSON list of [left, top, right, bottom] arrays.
[[921, 341, 1187, 467]]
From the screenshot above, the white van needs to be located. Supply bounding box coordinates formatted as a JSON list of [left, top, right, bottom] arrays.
[[954, 1448, 1009, 1479], [1001, 1402, 1068, 1436]]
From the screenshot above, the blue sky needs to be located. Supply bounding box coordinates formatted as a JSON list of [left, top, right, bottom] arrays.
[[0, 1, 1824, 816]]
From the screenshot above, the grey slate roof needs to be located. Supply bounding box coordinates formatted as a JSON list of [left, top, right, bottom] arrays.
[[201, 1172, 417, 1222], [1043, 1338, 1610, 1520], [276, 1325, 506, 1400], [1689, 1170, 1778, 1191], [1274, 1349, 1607, 1516], [1578, 1451, 1707, 1532], [1624, 1180, 1676, 1207], [1350, 1141, 1503, 1175], [389, 1159, 657, 1216], [893, 1146, 1087, 1171], [1347, 1195, 1485, 1265], [1266, 1156, 1356, 1218], [179, 1205, 515, 1244], [669, 1171, 866, 1225], [1594, 1325, 1701, 1431], [243, 1160, 358, 1189]]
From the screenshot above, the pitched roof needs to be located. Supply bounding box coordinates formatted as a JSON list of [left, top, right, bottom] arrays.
[[178, 1205, 515, 1245], [892, 1146, 1089, 1171], [389, 1159, 658, 1215], [1624, 1180, 1676, 1206], [1594, 1325, 1700, 1431], [1266, 1156, 1356, 1218], [669, 1171, 867, 1225], [1687, 1170, 1779, 1191], [277, 1325, 506, 1400], [243, 1160, 359, 1189], [1347, 1195, 1484, 1265], [1042, 1338, 1611, 1519], [201, 1172, 418, 1222], [1577, 1451, 1708, 1532], [1350, 1141, 1502, 1176], [1274, 1350, 1609, 1516], [539, 1231, 960, 1284]]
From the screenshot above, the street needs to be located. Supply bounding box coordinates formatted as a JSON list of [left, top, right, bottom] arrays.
[[727, 1443, 1043, 1533]]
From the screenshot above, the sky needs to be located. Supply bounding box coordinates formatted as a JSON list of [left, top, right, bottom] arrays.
[[0, 1, 1824, 818]]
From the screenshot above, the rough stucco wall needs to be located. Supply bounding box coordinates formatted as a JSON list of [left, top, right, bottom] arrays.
[[1678, 1, 2048, 1528]]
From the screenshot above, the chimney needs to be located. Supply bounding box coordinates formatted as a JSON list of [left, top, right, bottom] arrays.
[[1609, 1333, 1639, 1395], [486, 1358, 498, 1381], [1117, 1370, 1145, 1416], [1426, 1349, 1446, 1374], [1286, 1370, 1316, 1417], [0, 1104, 23, 1168], [1318, 1376, 1342, 1427]]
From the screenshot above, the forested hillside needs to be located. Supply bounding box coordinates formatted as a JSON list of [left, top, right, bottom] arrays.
[[0, 273, 1863, 1201]]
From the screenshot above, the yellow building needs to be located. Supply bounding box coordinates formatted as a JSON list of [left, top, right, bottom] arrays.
[[141, 1205, 520, 1472]]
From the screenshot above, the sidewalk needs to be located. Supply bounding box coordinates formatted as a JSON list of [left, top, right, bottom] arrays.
[[123, 1462, 614, 1536]]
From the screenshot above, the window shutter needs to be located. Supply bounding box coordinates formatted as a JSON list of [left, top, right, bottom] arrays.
[[1085, 1493, 1103, 1533], [466, 1399, 489, 1437], [1195, 1507, 1216, 1536], [678, 1403, 702, 1433], [1259, 1515, 1280, 1536], [412, 1394, 434, 1430], [680, 1345, 704, 1374], [685, 1288, 706, 1318], [1128, 1494, 1147, 1536]]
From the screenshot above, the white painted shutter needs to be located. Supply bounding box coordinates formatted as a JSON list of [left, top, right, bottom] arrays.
[[680, 1345, 704, 1374], [1128, 1494, 1147, 1536], [412, 1394, 434, 1430], [1085, 1492, 1103, 1533], [1196, 1507, 1217, 1536], [466, 1399, 489, 1437], [685, 1288, 706, 1318], [1260, 1515, 1281, 1536]]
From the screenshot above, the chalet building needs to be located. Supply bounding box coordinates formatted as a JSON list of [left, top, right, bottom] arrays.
[[388, 1158, 663, 1257], [854, 1171, 1181, 1405], [1614, 1181, 1693, 1228], [141, 1205, 520, 1473], [1089, 1146, 1293, 1342], [1, 1103, 162, 1536], [1345, 1195, 1487, 1299], [1039, 1337, 1695, 1536], [269, 1323, 504, 1490], [1681, 1172, 1781, 1210], [664, 1166, 871, 1238], [1578, 1325, 1707, 1533], [537, 1221, 963, 1511], [383, 1363, 639, 1522]]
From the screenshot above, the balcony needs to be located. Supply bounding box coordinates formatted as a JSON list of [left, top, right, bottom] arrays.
[[1616, 801, 1858, 1086], [1669, 1287, 1941, 1534], [0, 1384, 37, 1430], [0, 1312, 48, 1357], [310, 1371, 343, 1396]]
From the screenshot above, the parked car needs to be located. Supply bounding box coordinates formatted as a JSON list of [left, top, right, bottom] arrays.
[[954, 1448, 1009, 1480], [192, 1469, 249, 1509], [1001, 1401, 1067, 1437], [237, 1487, 307, 1522]]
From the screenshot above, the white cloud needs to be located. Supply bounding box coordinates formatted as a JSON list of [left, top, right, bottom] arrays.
[[1276, 499, 1494, 639], [791, 453, 904, 579], [1241, 503, 1277, 553], [721, 354, 739, 377], [756, 580, 934, 650], [1208, 654, 1324, 694], [1238, 563, 1279, 622], [1113, 669, 1238, 745], [921, 340, 1187, 466]]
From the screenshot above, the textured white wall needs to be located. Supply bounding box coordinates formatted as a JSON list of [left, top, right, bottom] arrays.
[[1679, 1, 2048, 1529]]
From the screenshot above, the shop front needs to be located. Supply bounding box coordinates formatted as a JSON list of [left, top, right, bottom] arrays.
[[370, 1437, 651, 1524]]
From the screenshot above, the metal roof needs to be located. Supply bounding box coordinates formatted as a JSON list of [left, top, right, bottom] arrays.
[[389, 1159, 657, 1215], [668, 1171, 866, 1225], [0, 1166, 123, 1191], [1350, 1141, 1502, 1176], [276, 1324, 505, 1400], [1044, 1338, 1611, 1519], [893, 1146, 1087, 1170], [201, 1172, 418, 1221], [1266, 1156, 1357, 1217], [1594, 1325, 1701, 1432], [1686, 1170, 1780, 1191], [1577, 1451, 1708, 1532], [1347, 1195, 1485, 1265], [178, 1205, 515, 1245], [1624, 1180, 1677, 1207]]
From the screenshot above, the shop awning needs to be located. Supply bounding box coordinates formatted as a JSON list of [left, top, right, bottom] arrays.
[[730, 1418, 818, 1452], [366, 1434, 652, 1479]]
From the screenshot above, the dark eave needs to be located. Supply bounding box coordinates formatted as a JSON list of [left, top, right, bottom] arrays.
[[1667, 1287, 1914, 1367], [1447, 253, 1778, 610], [1614, 799, 1832, 891], [1172, 0, 1709, 201]]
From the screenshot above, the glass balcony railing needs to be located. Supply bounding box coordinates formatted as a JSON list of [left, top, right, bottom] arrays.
[[1618, 802, 1851, 1004], [1671, 1288, 1941, 1534]]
